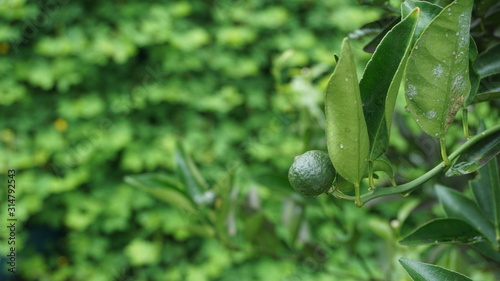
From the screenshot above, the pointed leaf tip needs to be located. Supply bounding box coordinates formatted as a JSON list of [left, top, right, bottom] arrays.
[[325, 38, 369, 186]]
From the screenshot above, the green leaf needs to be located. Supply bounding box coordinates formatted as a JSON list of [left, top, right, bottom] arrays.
[[435, 184, 498, 248], [474, 73, 500, 104], [399, 258, 473, 281], [475, 43, 500, 78], [325, 37, 369, 186], [445, 126, 500, 176], [175, 144, 208, 205], [360, 17, 398, 53], [401, 0, 443, 45], [470, 157, 500, 244], [399, 218, 484, 246], [124, 173, 197, 213], [359, 8, 419, 160], [404, 0, 473, 138], [473, 241, 500, 263], [350, 17, 395, 44], [372, 154, 396, 185], [332, 174, 354, 193]]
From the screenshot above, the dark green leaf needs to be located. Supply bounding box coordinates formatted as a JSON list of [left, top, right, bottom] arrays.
[[399, 258, 473, 281], [474, 73, 500, 103], [399, 218, 484, 246], [445, 127, 500, 176], [359, 8, 419, 160], [470, 156, 500, 244], [349, 17, 395, 42], [124, 173, 196, 213], [325, 38, 369, 186], [465, 38, 480, 105], [359, 17, 399, 53], [372, 154, 396, 184], [435, 184, 498, 247], [475, 43, 500, 78], [404, 0, 473, 138], [333, 174, 354, 193], [401, 0, 443, 45], [473, 241, 500, 262]]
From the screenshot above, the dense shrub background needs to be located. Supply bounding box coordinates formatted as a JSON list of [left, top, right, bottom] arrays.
[[0, 0, 498, 280]]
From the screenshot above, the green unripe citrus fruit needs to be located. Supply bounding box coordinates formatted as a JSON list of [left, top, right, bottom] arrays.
[[288, 150, 336, 196]]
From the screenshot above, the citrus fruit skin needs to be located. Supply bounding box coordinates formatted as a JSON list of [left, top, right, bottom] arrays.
[[288, 150, 336, 196]]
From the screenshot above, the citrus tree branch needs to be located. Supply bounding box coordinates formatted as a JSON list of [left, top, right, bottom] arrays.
[[331, 123, 500, 206]]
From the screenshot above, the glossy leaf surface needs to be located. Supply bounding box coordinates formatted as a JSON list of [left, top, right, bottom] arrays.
[[404, 0, 473, 138], [399, 218, 483, 246], [360, 17, 398, 53], [470, 157, 500, 244], [359, 8, 419, 160], [475, 73, 500, 103], [401, 0, 442, 44], [399, 258, 473, 281], [325, 38, 369, 185], [435, 184, 498, 247], [475, 43, 500, 78], [445, 127, 500, 176]]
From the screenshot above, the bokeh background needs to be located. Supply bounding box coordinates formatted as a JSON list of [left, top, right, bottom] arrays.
[[1, 0, 499, 280]]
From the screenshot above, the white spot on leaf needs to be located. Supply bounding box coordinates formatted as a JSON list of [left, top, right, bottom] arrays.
[[424, 110, 437, 119], [406, 84, 417, 99], [433, 64, 444, 78], [452, 75, 465, 93]]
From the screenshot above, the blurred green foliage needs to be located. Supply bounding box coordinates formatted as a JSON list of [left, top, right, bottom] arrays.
[[0, 0, 499, 280]]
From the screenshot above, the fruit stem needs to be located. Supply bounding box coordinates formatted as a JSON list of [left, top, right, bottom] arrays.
[[354, 183, 362, 207], [439, 136, 450, 166]]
